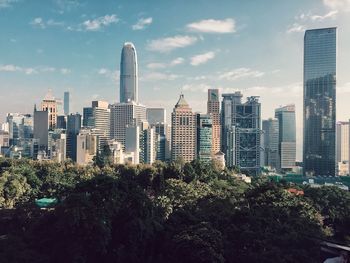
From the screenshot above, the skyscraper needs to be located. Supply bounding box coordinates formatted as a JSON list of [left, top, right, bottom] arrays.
[[262, 118, 279, 169], [41, 90, 58, 130], [120, 42, 138, 103], [110, 102, 146, 147], [303, 27, 336, 176], [66, 113, 81, 161], [207, 89, 220, 155], [64, 91, 70, 116], [90, 101, 110, 152], [146, 108, 166, 125], [275, 104, 296, 170], [221, 92, 262, 176], [197, 113, 213, 162], [336, 121, 349, 175], [171, 94, 196, 162], [34, 107, 49, 156]]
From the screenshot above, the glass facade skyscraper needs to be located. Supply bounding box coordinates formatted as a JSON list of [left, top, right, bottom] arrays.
[[221, 92, 262, 176], [120, 42, 138, 103], [303, 27, 336, 176], [275, 104, 296, 170], [196, 113, 213, 162], [262, 118, 279, 169], [64, 91, 70, 116]]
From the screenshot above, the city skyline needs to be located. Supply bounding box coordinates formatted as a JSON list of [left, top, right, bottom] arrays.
[[1, 1, 350, 161]]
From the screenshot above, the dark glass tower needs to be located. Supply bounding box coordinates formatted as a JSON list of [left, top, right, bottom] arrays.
[[303, 27, 336, 176], [120, 42, 138, 103]]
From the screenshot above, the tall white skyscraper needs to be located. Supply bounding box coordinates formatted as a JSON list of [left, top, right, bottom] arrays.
[[120, 42, 138, 103]]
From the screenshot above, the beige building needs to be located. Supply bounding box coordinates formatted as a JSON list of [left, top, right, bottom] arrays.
[[171, 94, 196, 163], [41, 90, 58, 130], [207, 89, 221, 155], [76, 129, 98, 165]]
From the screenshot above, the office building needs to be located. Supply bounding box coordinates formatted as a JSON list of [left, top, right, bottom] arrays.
[[221, 92, 262, 176], [33, 107, 49, 152], [83, 107, 94, 127], [0, 131, 10, 148], [125, 125, 140, 164], [110, 102, 146, 148], [120, 42, 138, 103], [275, 104, 296, 170], [6, 113, 33, 149], [90, 101, 110, 152], [41, 90, 58, 130], [140, 126, 158, 164], [76, 129, 98, 165], [207, 89, 221, 155], [66, 113, 81, 161], [336, 121, 349, 176], [171, 94, 196, 162], [48, 129, 66, 162], [64, 91, 70, 116], [197, 113, 213, 162], [152, 122, 171, 162], [146, 108, 166, 125], [262, 118, 279, 169], [303, 27, 337, 176], [57, 115, 67, 129]]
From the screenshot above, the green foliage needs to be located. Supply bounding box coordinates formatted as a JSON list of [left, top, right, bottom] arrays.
[[0, 158, 349, 262]]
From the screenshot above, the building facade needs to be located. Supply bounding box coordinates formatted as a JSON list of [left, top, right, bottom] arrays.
[[303, 27, 337, 176], [41, 91, 58, 130], [109, 102, 146, 148], [146, 108, 166, 125], [275, 104, 296, 170], [171, 94, 196, 163], [197, 113, 213, 162], [207, 89, 221, 155], [120, 42, 138, 103], [64, 91, 70, 116], [262, 118, 279, 169], [221, 92, 262, 176], [66, 113, 81, 161]]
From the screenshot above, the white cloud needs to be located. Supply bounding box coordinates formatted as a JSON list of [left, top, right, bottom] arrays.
[[186, 18, 236, 33], [31, 17, 45, 28], [147, 35, 197, 53], [0, 64, 70, 75], [286, 23, 306, 33], [132, 17, 153, 30], [323, 0, 350, 11], [98, 68, 120, 82], [83, 14, 119, 31], [310, 10, 338, 21], [182, 83, 211, 93], [190, 51, 215, 66], [170, 57, 185, 66], [60, 68, 71, 74], [219, 68, 264, 81], [0, 0, 17, 9], [141, 72, 180, 81], [146, 63, 166, 69], [30, 17, 65, 29]]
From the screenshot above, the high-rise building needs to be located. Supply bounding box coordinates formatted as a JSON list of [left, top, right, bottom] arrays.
[[140, 126, 158, 164], [207, 89, 220, 155], [56, 115, 67, 129], [83, 107, 93, 127], [66, 113, 81, 161], [41, 90, 58, 130], [64, 91, 70, 116], [146, 108, 166, 125], [90, 101, 110, 152], [76, 128, 98, 165], [303, 27, 337, 176], [336, 121, 349, 176], [275, 104, 296, 170], [152, 122, 171, 162], [33, 107, 49, 151], [125, 125, 140, 164], [6, 113, 33, 148], [171, 94, 196, 162], [336, 122, 349, 163], [120, 42, 138, 103], [197, 113, 212, 162], [262, 118, 279, 169], [48, 129, 66, 162], [221, 92, 262, 176], [110, 102, 146, 148]]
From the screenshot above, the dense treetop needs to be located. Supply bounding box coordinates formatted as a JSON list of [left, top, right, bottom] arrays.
[[0, 157, 349, 263]]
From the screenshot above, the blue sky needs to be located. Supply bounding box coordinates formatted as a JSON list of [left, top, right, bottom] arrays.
[[1, 0, 350, 160]]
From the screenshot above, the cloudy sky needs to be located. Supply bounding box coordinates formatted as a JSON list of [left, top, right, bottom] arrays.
[[1, 0, 350, 160]]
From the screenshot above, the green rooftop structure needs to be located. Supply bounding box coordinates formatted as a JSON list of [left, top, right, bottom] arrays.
[[35, 198, 58, 208]]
